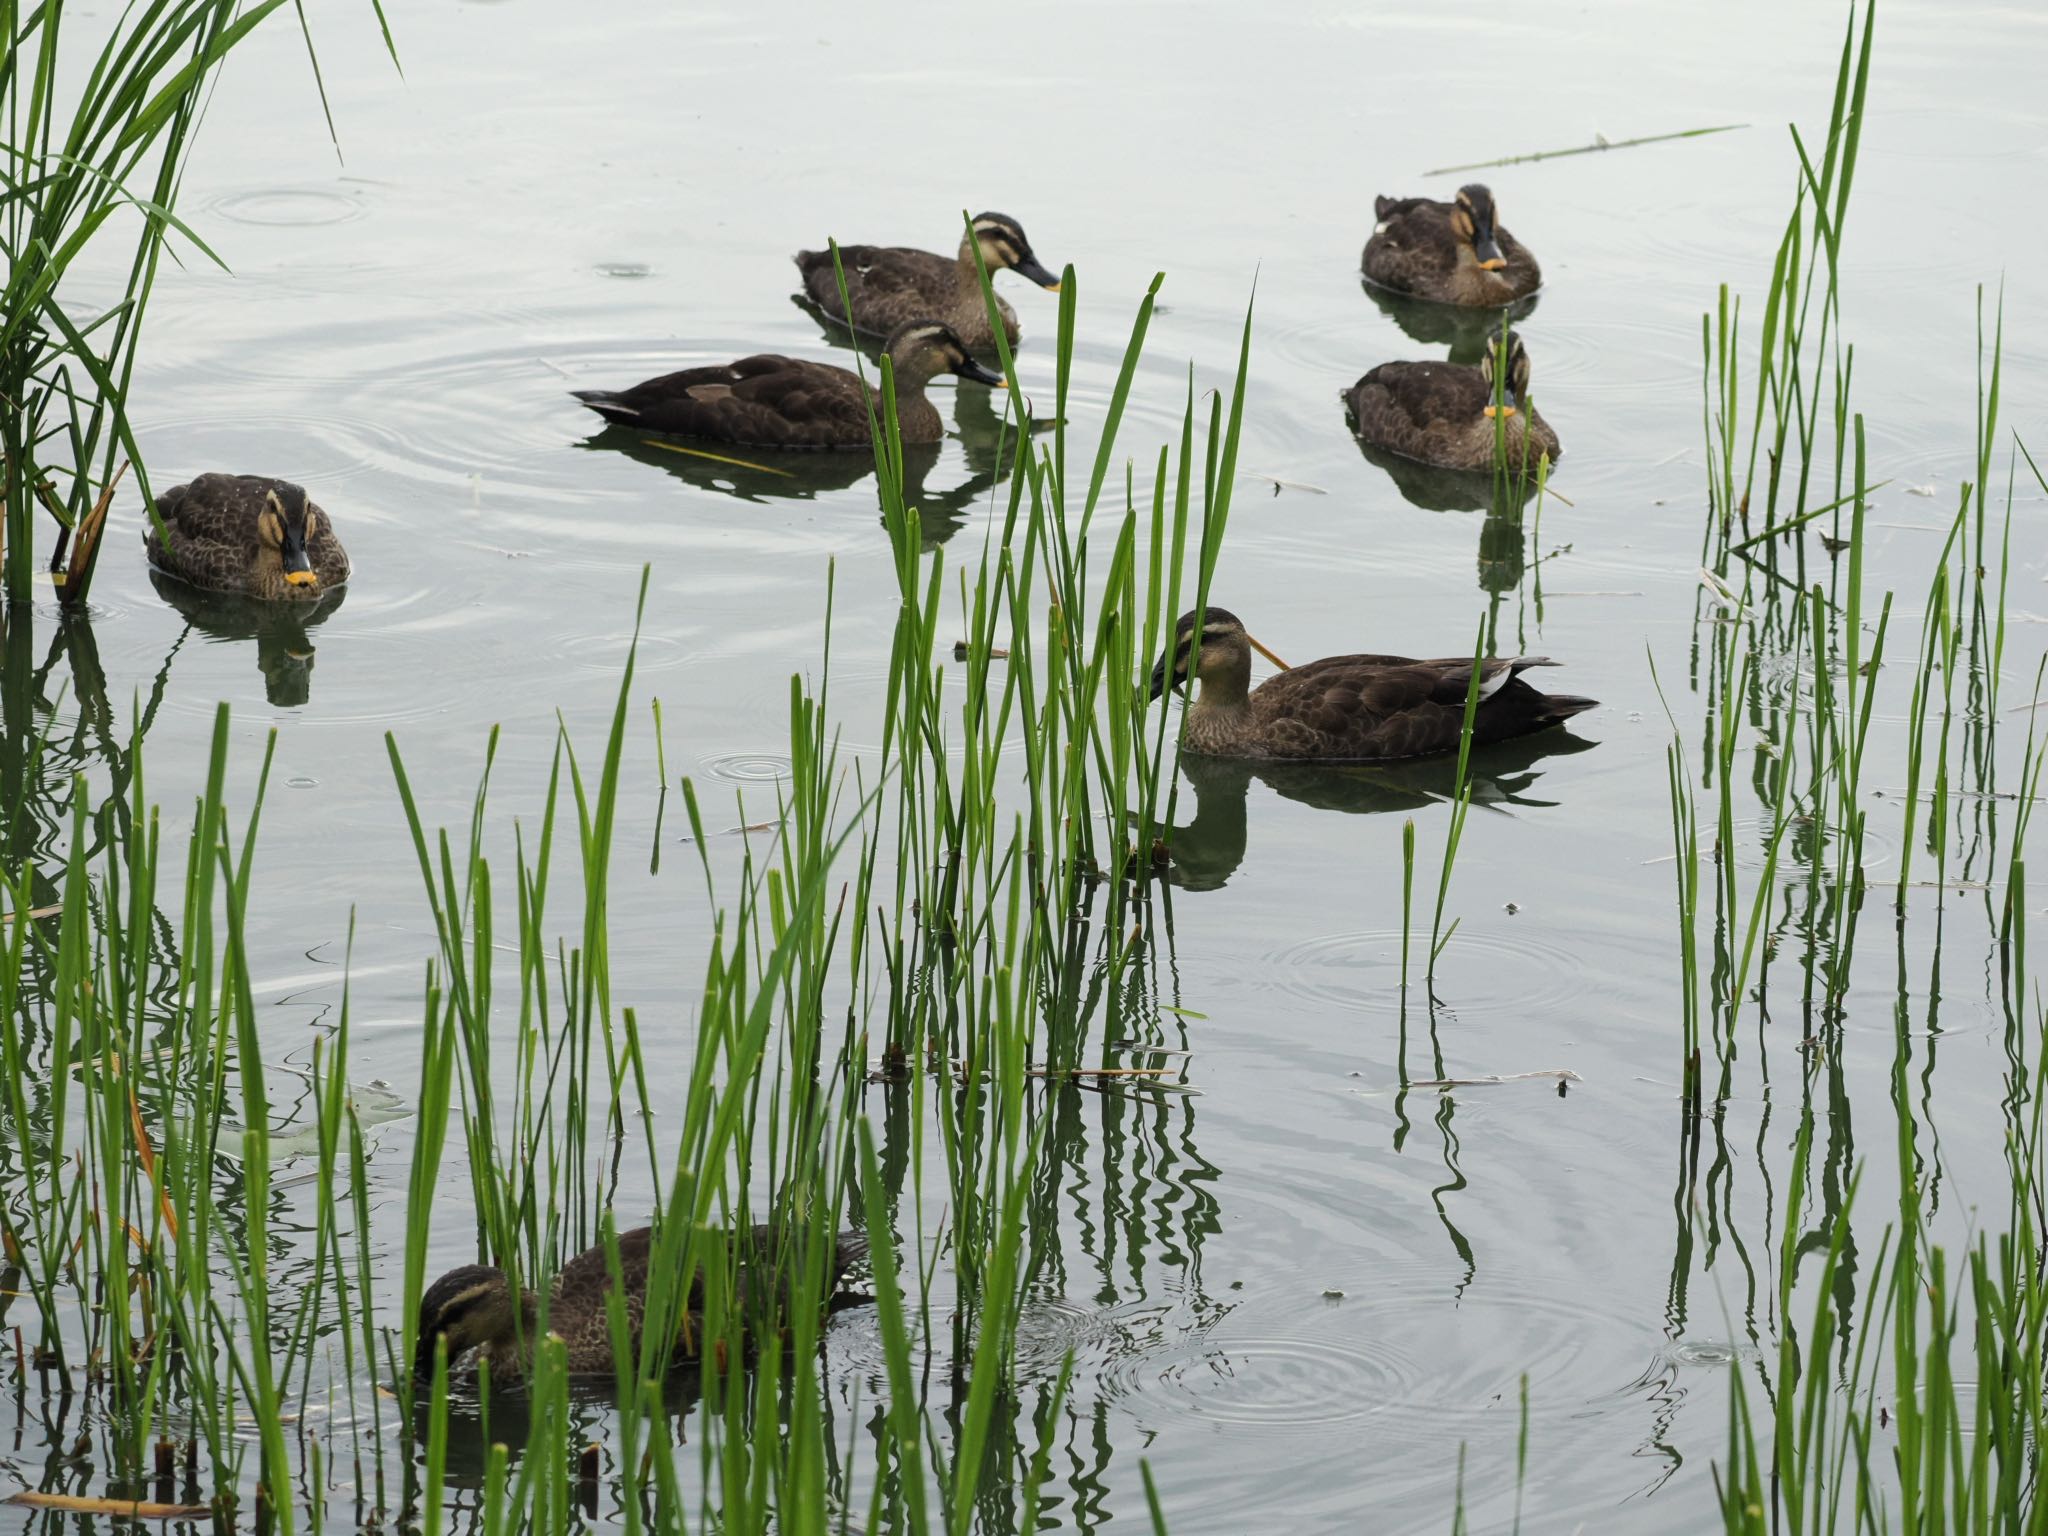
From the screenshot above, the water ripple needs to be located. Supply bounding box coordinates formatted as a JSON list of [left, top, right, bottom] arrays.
[[1254, 924, 1585, 1020]]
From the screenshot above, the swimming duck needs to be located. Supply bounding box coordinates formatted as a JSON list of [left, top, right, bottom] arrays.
[[142, 475, 350, 601], [1150, 607, 1595, 762], [414, 1223, 869, 1381], [1362, 184, 1540, 307], [795, 213, 1060, 351], [571, 321, 1003, 450], [1346, 331, 1560, 473]]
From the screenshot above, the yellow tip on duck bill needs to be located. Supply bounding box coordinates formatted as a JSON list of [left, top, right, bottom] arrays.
[[1478, 258, 1507, 272], [1246, 632, 1290, 671], [285, 570, 320, 587], [1483, 404, 1518, 420], [1044, 280, 1062, 293]]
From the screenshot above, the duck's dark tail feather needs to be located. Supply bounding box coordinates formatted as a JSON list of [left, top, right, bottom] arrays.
[[1540, 693, 1599, 723], [570, 388, 637, 425]]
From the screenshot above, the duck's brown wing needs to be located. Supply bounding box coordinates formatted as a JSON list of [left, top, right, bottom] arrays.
[[151, 473, 292, 542], [554, 1225, 654, 1303], [573, 355, 875, 448], [1362, 198, 1458, 290], [1347, 361, 1493, 467], [1250, 653, 1591, 761], [797, 243, 953, 327], [540, 1227, 651, 1373]]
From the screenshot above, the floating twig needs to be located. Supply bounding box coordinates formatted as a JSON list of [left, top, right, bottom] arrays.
[[5, 1490, 210, 1518], [1728, 481, 1891, 553], [645, 440, 792, 476], [1405, 1069, 1582, 1089], [1426, 124, 1747, 176]]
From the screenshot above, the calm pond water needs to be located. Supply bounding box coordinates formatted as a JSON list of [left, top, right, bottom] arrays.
[[13, 0, 2048, 1529]]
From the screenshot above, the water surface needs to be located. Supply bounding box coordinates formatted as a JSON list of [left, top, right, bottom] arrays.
[[16, 0, 2048, 1529]]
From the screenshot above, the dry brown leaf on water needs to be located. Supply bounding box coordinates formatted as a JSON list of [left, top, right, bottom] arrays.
[[5, 1489, 210, 1518]]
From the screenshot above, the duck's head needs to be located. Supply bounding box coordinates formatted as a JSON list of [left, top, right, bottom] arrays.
[[883, 320, 1007, 389], [414, 1264, 535, 1381], [1150, 607, 1290, 701], [1451, 185, 1508, 271], [964, 212, 1061, 291], [1480, 330, 1533, 419], [258, 484, 325, 590]]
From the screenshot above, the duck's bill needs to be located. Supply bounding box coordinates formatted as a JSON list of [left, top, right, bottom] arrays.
[[1474, 233, 1507, 272], [955, 358, 1008, 388], [1482, 404, 1519, 420], [283, 541, 318, 587], [1148, 654, 1176, 702], [1246, 633, 1290, 671], [1014, 254, 1062, 291]]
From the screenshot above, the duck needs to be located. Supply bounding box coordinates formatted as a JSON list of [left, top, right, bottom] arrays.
[[570, 321, 1003, 450], [795, 212, 1060, 351], [142, 474, 350, 601], [1361, 184, 1540, 307], [1346, 330, 1560, 473], [1149, 607, 1595, 762], [414, 1223, 869, 1381]]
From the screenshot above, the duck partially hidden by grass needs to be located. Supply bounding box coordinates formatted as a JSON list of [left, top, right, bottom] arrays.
[[1150, 607, 1595, 762], [143, 475, 350, 601], [1346, 330, 1560, 473], [795, 212, 1060, 351], [1362, 183, 1540, 307], [414, 1224, 869, 1381], [571, 321, 1002, 450]]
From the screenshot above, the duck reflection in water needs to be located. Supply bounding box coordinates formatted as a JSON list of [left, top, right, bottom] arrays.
[[578, 374, 1026, 551], [1360, 281, 1539, 368], [1349, 440, 1548, 600], [1159, 734, 1597, 891], [149, 571, 345, 708]]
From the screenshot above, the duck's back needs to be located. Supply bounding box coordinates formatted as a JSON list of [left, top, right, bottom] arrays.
[[1347, 360, 1493, 465], [573, 355, 897, 449], [796, 243, 1014, 348], [1246, 653, 1592, 761], [1362, 198, 1460, 291], [547, 1223, 870, 1372]]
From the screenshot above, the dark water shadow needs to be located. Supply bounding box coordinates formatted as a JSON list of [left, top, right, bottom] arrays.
[[1359, 281, 1539, 367], [790, 292, 888, 358], [148, 570, 348, 708], [416, 1296, 877, 1504], [1350, 439, 1542, 517], [1348, 441, 1549, 605], [1163, 730, 1598, 891]]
